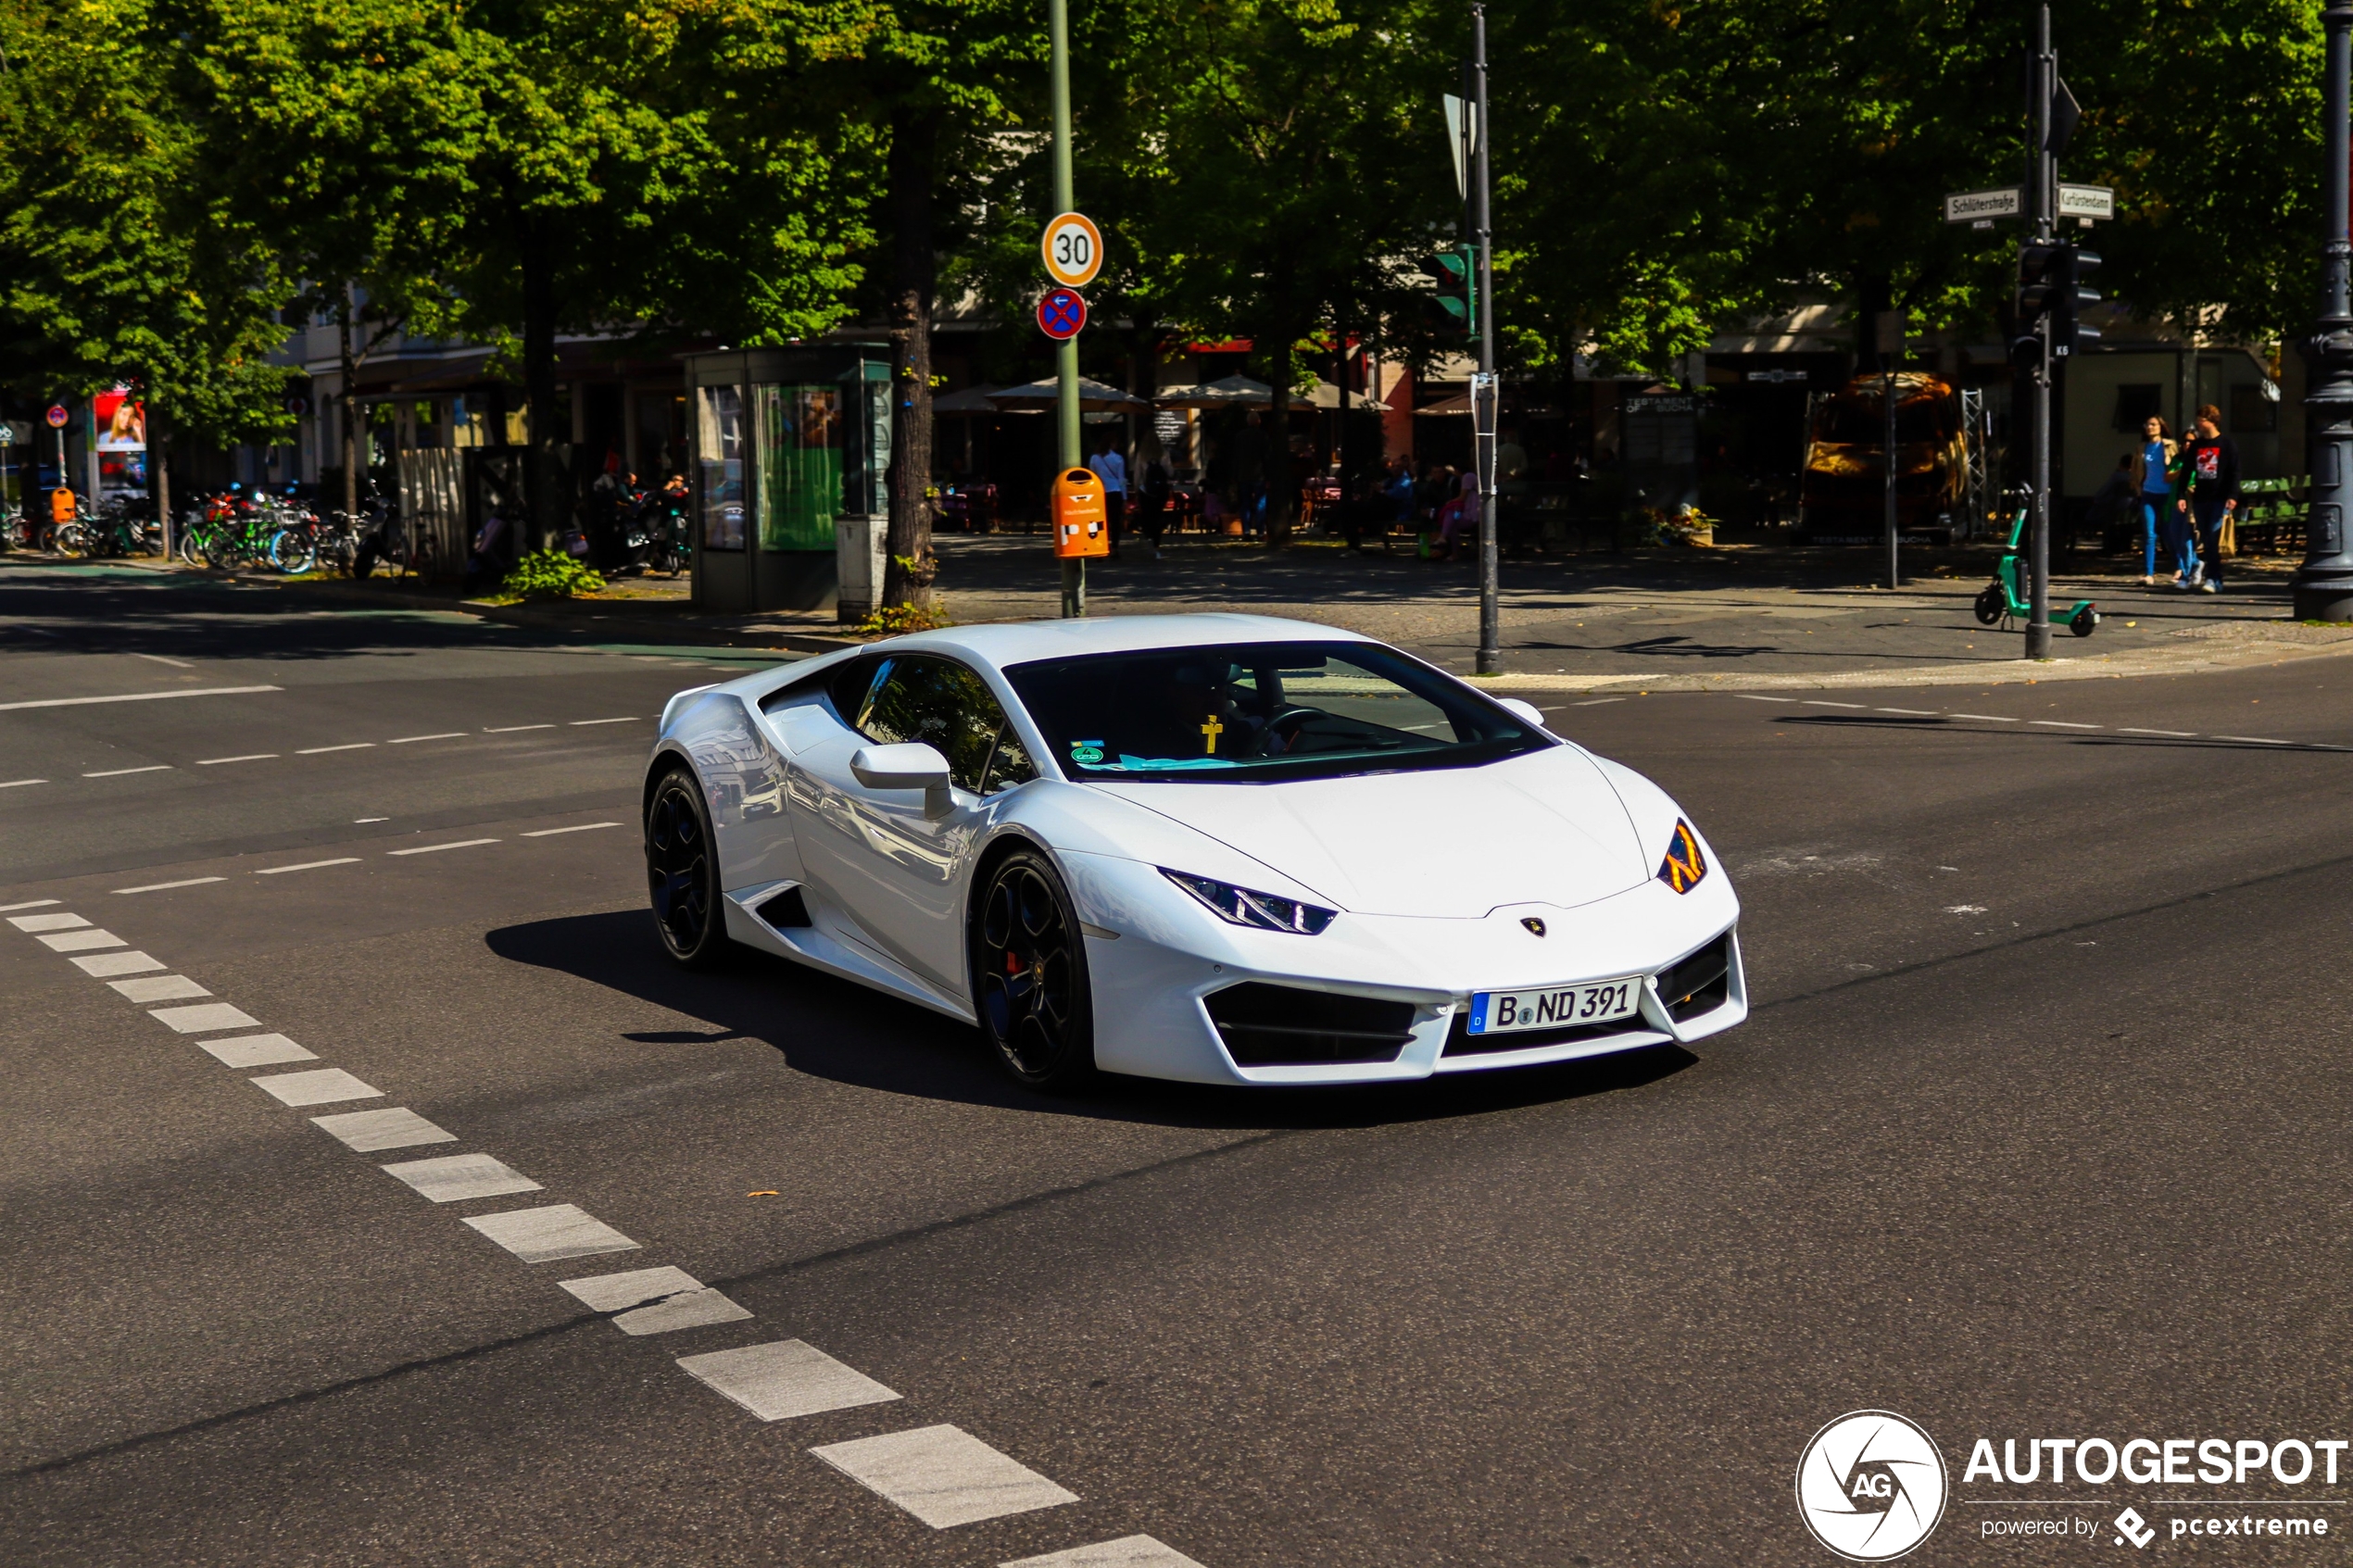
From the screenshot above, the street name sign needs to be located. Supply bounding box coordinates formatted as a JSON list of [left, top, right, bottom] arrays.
[[2058, 183, 2116, 220], [1037, 287, 1088, 341], [1944, 187, 2022, 223], [1040, 212, 1102, 288]]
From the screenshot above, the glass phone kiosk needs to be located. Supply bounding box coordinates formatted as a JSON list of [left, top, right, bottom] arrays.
[[686, 345, 891, 614]]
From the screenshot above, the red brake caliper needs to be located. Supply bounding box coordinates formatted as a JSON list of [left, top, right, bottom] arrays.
[[1005, 948, 1020, 975]]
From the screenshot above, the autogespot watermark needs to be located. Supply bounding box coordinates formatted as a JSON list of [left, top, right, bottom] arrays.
[[1798, 1414, 2348, 1556]]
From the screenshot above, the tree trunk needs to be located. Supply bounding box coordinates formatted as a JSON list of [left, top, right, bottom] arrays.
[[520, 218, 563, 554], [882, 107, 941, 611], [1854, 272, 1892, 377], [1267, 328, 1294, 547], [340, 288, 359, 521], [149, 404, 170, 558]]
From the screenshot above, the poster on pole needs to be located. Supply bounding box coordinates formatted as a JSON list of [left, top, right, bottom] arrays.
[[93, 386, 147, 496]]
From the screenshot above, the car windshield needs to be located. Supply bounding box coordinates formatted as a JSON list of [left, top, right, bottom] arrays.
[[1002, 641, 1551, 784]]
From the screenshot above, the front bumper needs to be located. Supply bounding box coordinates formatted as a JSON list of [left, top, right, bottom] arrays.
[[1062, 850, 1748, 1085]]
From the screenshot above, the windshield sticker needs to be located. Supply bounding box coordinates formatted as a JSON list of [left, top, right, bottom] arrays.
[[1068, 739, 1105, 764]]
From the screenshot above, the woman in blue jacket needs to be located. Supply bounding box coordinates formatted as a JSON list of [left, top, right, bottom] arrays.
[[2135, 414, 2178, 587]]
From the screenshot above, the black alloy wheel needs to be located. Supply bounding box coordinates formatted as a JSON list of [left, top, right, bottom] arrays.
[[646, 767, 728, 967], [972, 848, 1095, 1089]]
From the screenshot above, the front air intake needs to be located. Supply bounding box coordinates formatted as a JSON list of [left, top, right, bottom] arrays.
[[1203, 984, 1418, 1067], [1656, 931, 1732, 1022]]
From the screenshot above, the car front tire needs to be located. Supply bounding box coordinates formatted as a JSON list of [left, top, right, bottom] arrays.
[[971, 847, 1097, 1090], [646, 765, 731, 968]]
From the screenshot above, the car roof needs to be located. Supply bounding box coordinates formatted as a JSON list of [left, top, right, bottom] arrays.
[[875, 613, 1372, 669]]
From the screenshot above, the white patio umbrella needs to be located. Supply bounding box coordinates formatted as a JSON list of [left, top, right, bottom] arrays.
[[988, 377, 1152, 412]]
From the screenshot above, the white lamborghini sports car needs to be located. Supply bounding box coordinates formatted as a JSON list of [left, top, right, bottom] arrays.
[[641, 614, 1744, 1089]]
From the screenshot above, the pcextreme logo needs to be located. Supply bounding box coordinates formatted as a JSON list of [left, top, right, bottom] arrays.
[[1796, 1410, 1950, 1562]]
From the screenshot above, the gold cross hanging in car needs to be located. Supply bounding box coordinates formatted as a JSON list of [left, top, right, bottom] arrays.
[[1201, 715, 1225, 754]]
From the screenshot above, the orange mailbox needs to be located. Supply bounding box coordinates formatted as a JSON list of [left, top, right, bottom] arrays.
[[1051, 467, 1109, 558]]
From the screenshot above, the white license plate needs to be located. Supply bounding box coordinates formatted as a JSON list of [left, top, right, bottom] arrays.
[[1467, 976, 1643, 1036]]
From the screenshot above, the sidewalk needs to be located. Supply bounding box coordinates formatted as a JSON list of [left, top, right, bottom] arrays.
[[63, 536, 2353, 692]]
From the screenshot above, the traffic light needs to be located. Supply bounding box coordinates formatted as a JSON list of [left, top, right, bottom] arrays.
[[2051, 246, 2101, 356], [1423, 245, 1477, 336], [2010, 242, 2063, 369]]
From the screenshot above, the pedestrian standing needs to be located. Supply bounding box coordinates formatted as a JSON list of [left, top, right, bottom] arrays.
[[1093, 436, 1127, 557], [2176, 405, 2238, 595], [2134, 414, 2177, 587]]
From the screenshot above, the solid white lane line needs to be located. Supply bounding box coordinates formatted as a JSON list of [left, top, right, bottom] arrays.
[[250, 1068, 382, 1107], [9, 911, 89, 932], [296, 743, 374, 755], [521, 822, 621, 837], [388, 733, 466, 744], [1735, 695, 1795, 703], [312, 1107, 453, 1151], [130, 652, 195, 670], [386, 838, 498, 856], [1802, 700, 1867, 709], [381, 1152, 542, 1203], [0, 778, 48, 789], [200, 1034, 319, 1068], [564, 1266, 756, 1336], [1877, 708, 1940, 716], [484, 724, 554, 733], [679, 1340, 896, 1419], [38, 930, 125, 952], [1949, 714, 2018, 721], [72, 950, 165, 976], [569, 717, 638, 726], [107, 974, 211, 1003], [256, 858, 360, 875], [2031, 720, 2101, 729], [0, 898, 61, 912], [195, 754, 279, 766], [1569, 697, 1624, 708], [462, 1205, 639, 1263], [114, 877, 226, 894], [148, 1001, 260, 1033], [0, 685, 280, 713], [811, 1424, 1078, 1529], [83, 764, 172, 777], [2215, 734, 2293, 745], [1002, 1537, 1209, 1568], [2119, 727, 2197, 737]]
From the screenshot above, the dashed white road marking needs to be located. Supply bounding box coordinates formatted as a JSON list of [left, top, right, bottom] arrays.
[[256, 858, 360, 875], [382, 1152, 543, 1203], [2119, 727, 2196, 737], [312, 1107, 454, 1151], [387, 838, 499, 856], [250, 1067, 382, 1106], [1877, 708, 1939, 716], [678, 1338, 897, 1417], [463, 1205, 640, 1263], [1949, 713, 2018, 721], [108, 974, 210, 1003], [1802, 700, 1867, 709], [72, 950, 164, 976], [195, 754, 279, 766], [83, 764, 172, 777], [2215, 734, 2294, 745], [200, 1034, 319, 1068], [354, 816, 389, 823], [570, 717, 638, 726], [564, 1266, 755, 1336], [130, 652, 195, 670], [10, 911, 89, 932], [812, 1424, 1079, 1529], [2031, 720, 2101, 729], [484, 724, 555, 733], [0, 684, 280, 713], [0, 778, 49, 788], [1002, 1537, 1209, 1568], [388, 733, 466, 745], [147, 1000, 258, 1032], [39, 929, 124, 952], [296, 743, 374, 755], [522, 822, 622, 837], [0, 898, 61, 912], [1569, 697, 1624, 708], [1735, 695, 1794, 703], [114, 877, 226, 894]]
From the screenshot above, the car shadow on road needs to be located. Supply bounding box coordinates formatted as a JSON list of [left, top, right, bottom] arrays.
[[485, 908, 1698, 1132]]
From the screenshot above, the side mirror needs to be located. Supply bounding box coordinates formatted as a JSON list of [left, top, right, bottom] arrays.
[[1496, 697, 1551, 732], [850, 743, 956, 818]]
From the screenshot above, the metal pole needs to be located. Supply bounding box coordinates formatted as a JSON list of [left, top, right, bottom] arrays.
[[2025, 4, 2055, 659], [1472, 1, 1501, 674], [1883, 355, 1898, 589], [2296, 0, 2353, 621], [1051, 0, 1084, 617]]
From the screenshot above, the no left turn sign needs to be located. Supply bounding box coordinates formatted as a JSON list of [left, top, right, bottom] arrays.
[[1040, 212, 1102, 288]]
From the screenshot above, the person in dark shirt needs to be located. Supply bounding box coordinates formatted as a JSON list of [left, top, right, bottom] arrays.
[[2175, 404, 2238, 594]]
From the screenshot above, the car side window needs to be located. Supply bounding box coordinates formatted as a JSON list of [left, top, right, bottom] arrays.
[[857, 656, 1007, 796], [982, 725, 1038, 795], [827, 656, 883, 723]]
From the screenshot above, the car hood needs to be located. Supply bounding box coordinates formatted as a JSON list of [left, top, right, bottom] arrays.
[[1085, 746, 1652, 918]]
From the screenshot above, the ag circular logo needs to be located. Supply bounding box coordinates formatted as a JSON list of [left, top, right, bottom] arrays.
[[1795, 1410, 1947, 1562]]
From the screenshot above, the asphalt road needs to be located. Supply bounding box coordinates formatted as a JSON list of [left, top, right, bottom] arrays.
[[6, 560, 2353, 1565]]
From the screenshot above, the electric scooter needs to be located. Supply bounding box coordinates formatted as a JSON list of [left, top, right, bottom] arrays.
[[1974, 507, 2099, 637]]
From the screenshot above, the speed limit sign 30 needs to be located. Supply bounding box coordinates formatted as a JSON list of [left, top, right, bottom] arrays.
[[1040, 211, 1102, 288]]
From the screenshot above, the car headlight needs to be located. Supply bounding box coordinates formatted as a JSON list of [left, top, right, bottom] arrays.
[[1656, 819, 1707, 894], [1161, 869, 1338, 935]]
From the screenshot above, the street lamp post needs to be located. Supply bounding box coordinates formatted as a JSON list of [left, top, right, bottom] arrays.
[[2295, 0, 2353, 623], [1050, 0, 1085, 618], [1471, 1, 1500, 674]]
